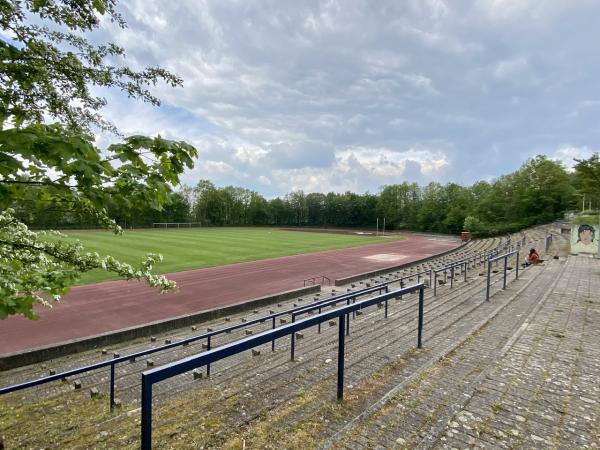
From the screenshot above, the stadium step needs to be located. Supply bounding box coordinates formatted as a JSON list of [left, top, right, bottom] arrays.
[[0, 226, 563, 448], [326, 259, 567, 449]]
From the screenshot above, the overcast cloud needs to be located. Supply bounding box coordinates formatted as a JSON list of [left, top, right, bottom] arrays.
[[92, 0, 599, 197]]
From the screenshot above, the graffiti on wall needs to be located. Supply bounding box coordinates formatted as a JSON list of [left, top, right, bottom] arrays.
[[571, 223, 599, 254]]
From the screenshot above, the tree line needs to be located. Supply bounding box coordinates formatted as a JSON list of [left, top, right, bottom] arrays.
[[14, 154, 599, 237]]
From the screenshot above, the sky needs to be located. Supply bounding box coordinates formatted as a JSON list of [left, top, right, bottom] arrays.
[[91, 0, 599, 198]]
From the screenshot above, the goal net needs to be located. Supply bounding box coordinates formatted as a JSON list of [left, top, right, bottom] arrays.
[[152, 222, 203, 229]]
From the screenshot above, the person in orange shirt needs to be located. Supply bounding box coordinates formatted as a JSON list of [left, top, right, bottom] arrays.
[[524, 248, 540, 266]]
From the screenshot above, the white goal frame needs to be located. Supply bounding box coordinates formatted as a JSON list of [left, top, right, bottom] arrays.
[[152, 222, 202, 229]]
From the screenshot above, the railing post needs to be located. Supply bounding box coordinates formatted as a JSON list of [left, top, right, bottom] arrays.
[[486, 259, 492, 301], [345, 299, 350, 336], [206, 336, 211, 377], [318, 306, 322, 333], [141, 375, 153, 450], [290, 313, 296, 361], [346, 312, 350, 336], [429, 269, 432, 288], [271, 317, 276, 352], [503, 256, 508, 289], [463, 262, 467, 282], [516, 252, 519, 280], [450, 265, 454, 289], [384, 299, 388, 318], [433, 271, 437, 297], [417, 288, 424, 348], [337, 314, 346, 401], [109, 362, 115, 411]]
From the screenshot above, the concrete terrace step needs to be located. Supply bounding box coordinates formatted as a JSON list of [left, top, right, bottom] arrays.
[[4, 237, 514, 405], [0, 234, 505, 395], [327, 259, 567, 450], [0, 228, 562, 448], [433, 255, 600, 450]]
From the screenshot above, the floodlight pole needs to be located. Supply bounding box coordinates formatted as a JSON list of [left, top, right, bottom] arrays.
[[376, 217, 379, 236], [383, 218, 386, 236]]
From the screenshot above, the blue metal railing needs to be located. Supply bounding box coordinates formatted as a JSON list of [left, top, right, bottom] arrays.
[[430, 247, 502, 296], [0, 240, 507, 410], [486, 250, 519, 301], [433, 261, 466, 296], [0, 235, 530, 448], [303, 275, 331, 286], [0, 281, 393, 405], [140, 283, 426, 450]]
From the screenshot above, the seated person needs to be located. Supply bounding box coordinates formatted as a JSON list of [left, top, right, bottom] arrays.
[[524, 248, 541, 266]]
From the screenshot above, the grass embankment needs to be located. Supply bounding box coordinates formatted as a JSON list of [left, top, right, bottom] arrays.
[[57, 228, 401, 284]]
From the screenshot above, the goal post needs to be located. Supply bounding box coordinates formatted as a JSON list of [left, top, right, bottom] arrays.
[[152, 222, 202, 229]]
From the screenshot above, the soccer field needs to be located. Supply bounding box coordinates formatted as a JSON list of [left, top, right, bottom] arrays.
[[61, 228, 402, 284]]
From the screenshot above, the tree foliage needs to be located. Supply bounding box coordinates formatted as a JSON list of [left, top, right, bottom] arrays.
[[1, 0, 197, 319], [0, 209, 175, 319], [574, 153, 600, 201], [50, 154, 573, 238]]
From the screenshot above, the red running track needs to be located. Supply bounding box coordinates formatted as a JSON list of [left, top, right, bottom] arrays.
[[0, 234, 459, 354]]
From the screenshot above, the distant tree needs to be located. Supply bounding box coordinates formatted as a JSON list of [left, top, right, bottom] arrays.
[[0, 1, 197, 319], [574, 153, 600, 206], [377, 183, 420, 229], [305, 192, 326, 226], [193, 180, 222, 225], [442, 183, 474, 234], [287, 191, 307, 226], [416, 182, 446, 232], [463, 215, 483, 234], [514, 156, 574, 224], [268, 198, 293, 225], [247, 192, 269, 225]]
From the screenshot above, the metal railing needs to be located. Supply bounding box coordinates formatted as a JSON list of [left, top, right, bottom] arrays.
[[433, 261, 466, 296], [0, 237, 514, 411], [485, 250, 519, 301], [303, 275, 331, 286], [0, 233, 544, 448], [430, 247, 502, 296], [0, 282, 392, 407], [140, 284, 426, 450]]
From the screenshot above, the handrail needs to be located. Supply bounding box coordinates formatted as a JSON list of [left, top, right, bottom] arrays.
[[303, 275, 331, 286], [140, 283, 426, 450], [0, 242, 513, 408], [433, 261, 467, 296], [486, 250, 520, 301], [0, 280, 395, 403]]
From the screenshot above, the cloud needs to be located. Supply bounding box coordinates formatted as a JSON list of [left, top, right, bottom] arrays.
[[268, 145, 451, 194], [84, 0, 600, 198], [336, 146, 449, 176], [258, 175, 272, 186], [494, 57, 529, 80], [401, 73, 439, 94], [473, 0, 577, 24], [551, 146, 595, 170]]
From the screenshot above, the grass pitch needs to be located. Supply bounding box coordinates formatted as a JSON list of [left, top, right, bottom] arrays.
[[61, 228, 401, 284]]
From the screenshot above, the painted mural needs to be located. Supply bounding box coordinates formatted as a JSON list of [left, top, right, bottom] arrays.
[[571, 223, 599, 254]]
